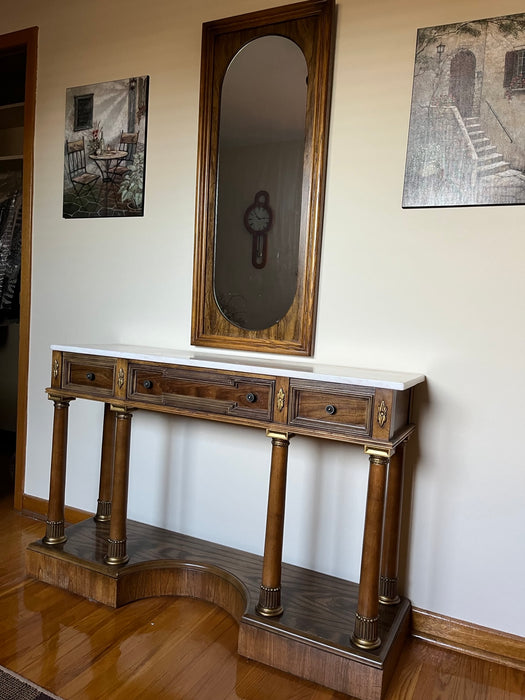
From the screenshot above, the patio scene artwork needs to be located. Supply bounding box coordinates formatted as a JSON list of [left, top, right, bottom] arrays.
[[403, 13, 525, 207], [63, 76, 149, 218]]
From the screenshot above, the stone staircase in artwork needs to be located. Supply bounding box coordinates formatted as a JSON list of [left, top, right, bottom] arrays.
[[463, 116, 510, 178]]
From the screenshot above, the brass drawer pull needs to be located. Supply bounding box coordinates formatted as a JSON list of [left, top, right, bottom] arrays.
[[325, 404, 336, 415], [86, 372, 96, 381], [246, 392, 257, 403], [143, 380, 154, 389]]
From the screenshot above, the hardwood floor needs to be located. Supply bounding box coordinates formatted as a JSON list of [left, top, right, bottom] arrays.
[[1, 493, 524, 700]]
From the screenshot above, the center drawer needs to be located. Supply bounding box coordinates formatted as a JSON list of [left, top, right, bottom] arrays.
[[288, 379, 374, 438], [127, 363, 275, 421]]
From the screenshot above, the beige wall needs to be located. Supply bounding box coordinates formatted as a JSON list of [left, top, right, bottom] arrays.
[[5, 0, 525, 638]]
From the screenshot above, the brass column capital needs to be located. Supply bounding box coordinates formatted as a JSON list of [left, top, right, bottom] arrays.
[[364, 445, 393, 463], [110, 403, 134, 415], [47, 393, 74, 407], [266, 429, 290, 441]]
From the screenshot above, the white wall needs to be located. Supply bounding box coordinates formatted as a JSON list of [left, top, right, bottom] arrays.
[[5, 0, 525, 638]]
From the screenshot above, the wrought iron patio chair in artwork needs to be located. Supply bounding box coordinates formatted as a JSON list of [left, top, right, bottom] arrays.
[[65, 138, 100, 202], [108, 132, 139, 180]]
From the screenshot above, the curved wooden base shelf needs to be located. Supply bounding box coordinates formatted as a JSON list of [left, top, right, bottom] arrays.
[[27, 517, 409, 700]]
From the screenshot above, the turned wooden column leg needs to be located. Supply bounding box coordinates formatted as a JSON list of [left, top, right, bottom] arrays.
[[379, 443, 405, 605], [352, 449, 388, 650], [256, 430, 290, 617], [94, 403, 117, 522], [43, 395, 74, 545], [105, 407, 133, 565]]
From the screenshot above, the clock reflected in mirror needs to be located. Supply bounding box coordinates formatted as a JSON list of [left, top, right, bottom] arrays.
[[244, 190, 273, 268]]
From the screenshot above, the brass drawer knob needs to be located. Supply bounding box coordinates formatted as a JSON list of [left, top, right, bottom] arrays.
[[143, 380, 153, 389], [325, 404, 336, 415], [246, 392, 257, 403], [86, 372, 95, 381]]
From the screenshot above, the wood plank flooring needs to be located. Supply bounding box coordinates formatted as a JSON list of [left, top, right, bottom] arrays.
[[1, 493, 524, 700]]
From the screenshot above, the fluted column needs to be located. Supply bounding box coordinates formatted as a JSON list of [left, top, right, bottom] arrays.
[[94, 403, 117, 522], [105, 406, 133, 565], [379, 443, 405, 605], [256, 431, 290, 617], [352, 448, 388, 649], [43, 394, 74, 545]]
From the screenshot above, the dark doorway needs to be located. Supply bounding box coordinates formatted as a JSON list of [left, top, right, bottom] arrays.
[[450, 50, 476, 118], [0, 28, 37, 507], [0, 46, 25, 497], [0, 429, 16, 496]]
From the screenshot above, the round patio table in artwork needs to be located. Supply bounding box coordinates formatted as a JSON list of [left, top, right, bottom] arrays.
[[89, 149, 128, 215], [89, 150, 127, 182]]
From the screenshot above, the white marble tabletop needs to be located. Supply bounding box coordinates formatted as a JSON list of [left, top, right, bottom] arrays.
[[51, 344, 425, 390]]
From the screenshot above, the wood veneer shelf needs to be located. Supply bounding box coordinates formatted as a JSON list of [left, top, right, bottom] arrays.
[[27, 517, 410, 700]]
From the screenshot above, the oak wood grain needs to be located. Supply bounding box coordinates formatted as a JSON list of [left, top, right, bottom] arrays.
[[191, 0, 335, 355], [63, 353, 117, 397], [21, 492, 93, 524], [26, 515, 410, 698], [412, 608, 525, 672], [48, 352, 415, 450], [4, 495, 525, 699], [36, 348, 423, 697], [288, 379, 374, 438], [128, 362, 275, 421]]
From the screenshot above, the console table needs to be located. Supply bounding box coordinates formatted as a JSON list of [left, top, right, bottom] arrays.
[[27, 344, 424, 699]]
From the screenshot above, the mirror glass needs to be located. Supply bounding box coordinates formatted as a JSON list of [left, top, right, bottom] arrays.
[[214, 36, 307, 331]]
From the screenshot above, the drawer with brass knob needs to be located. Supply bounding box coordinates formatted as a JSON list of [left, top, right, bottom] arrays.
[[61, 353, 117, 398], [287, 379, 375, 438], [127, 363, 275, 422]]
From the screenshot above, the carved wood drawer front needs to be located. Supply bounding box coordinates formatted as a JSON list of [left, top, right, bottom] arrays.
[[127, 364, 275, 421], [62, 353, 116, 398], [288, 379, 375, 438]]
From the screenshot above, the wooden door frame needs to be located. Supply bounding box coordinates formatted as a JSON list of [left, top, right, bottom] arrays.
[[0, 27, 38, 510]]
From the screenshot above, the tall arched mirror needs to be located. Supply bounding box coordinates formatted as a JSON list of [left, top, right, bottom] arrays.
[[192, 0, 335, 355]]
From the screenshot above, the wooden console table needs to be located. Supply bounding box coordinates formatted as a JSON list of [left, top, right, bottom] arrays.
[[27, 344, 424, 699]]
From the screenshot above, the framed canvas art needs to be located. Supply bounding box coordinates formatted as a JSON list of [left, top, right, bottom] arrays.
[[403, 13, 525, 207], [63, 76, 149, 218]]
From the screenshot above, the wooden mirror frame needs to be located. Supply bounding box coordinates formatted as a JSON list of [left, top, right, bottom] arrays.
[[191, 0, 335, 356]]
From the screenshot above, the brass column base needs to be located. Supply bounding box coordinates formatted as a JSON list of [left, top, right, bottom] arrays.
[[104, 538, 129, 565], [43, 520, 67, 545], [379, 575, 400, 605], [256, 585, 283, 617], [352, 612, 381, 650], [94, 499, 112, 522]]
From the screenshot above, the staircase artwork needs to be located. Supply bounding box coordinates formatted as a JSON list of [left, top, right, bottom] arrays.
[[403, 10, 525, 208]]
